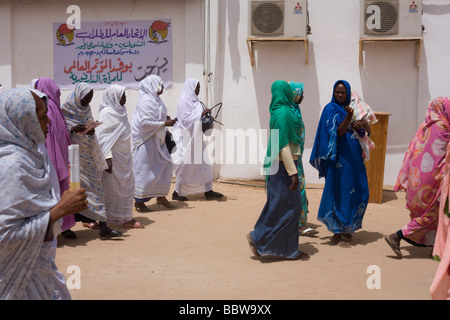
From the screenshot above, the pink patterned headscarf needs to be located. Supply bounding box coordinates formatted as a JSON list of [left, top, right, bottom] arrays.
[[394, 97, 450, 245]]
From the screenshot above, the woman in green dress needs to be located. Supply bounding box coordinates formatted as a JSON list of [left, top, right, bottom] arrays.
[[288, 81, 318, 237]]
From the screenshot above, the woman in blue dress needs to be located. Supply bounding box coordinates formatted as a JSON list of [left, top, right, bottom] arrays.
[[310, 80, 370, 248]]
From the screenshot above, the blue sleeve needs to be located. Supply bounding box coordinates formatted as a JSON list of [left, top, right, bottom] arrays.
[[309, 106, 342, 178]]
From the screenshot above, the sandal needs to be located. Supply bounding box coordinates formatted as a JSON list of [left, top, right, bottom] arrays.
[[385, 235, 403, 258], [246, 233, 260, 257], [157, 197, 176, 209], [134, 202, 151, 213], [337, 240, 352, 248], [331, 233, 342, 244], [299, 227, 319, 237], [123, 219, 145, 229], [82, 221, 100, 229], [288, 252, 311, 260], [341, 233, 353, 242], [299, 252, 310, 260]]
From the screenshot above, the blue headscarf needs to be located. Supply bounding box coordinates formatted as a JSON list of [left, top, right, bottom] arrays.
[[331, 80, 351, 107], [309, 80, 352, 178]]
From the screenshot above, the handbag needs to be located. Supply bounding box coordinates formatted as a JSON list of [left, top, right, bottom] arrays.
[[200, 102, 223, 134], [202, 113, 214, 133], [165, 130, 176, 154]]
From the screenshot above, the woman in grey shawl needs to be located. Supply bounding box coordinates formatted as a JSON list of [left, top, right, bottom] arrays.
[[61, 83, 122, 240], [0, 88, 87, 299]]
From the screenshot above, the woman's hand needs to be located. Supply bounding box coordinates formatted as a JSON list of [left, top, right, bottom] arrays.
[[86, 128, 96, 136], [337, 105, 354, 138], [165, 118, 177, 127], [202, 108, 212, 116], [351, 119, 370, 135], [45, 188, 87, 242], [105, 158, 113, 174], [71, 124, 86, 134], [50, 188, 88, 222], [289, 174, 299, 191], [344, 105, 354, 118]]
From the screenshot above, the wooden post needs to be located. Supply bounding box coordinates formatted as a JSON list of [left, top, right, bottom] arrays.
[[365, 112, 391, 204]]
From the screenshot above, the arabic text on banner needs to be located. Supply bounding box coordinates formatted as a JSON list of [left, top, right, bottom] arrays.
[[53, 20, 173, 89]]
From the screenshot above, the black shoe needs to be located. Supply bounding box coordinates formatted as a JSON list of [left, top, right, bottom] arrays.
[[99, 222, 123, 240], [61, 229, 77, 240], [99, 229, 123, 240], [172, 191, 188, 201], [205, 190, 224, 200]]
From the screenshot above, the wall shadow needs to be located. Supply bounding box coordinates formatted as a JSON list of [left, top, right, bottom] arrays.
[[360, 41, 426, 148], [359, 39, 431, 186], [251, 40, 321, 151], [381, 189, 398, 203]]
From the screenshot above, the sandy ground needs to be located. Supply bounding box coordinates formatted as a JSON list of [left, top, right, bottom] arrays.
[[55, 181, 439, 300]]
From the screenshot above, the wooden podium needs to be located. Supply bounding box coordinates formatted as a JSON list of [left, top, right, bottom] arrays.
[[365, 112, 391, 204]]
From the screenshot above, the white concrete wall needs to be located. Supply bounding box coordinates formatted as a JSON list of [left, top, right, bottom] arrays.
[[1, 0, 450, 186], [1, 0, 204, 121], [0, 1, 12, 90], [208, 0, 450, 186]]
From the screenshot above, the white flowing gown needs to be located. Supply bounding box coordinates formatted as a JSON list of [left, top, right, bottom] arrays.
[[171, 78, 213, 196], [96, 85, 135, 223], [132, 75, 174, 200]]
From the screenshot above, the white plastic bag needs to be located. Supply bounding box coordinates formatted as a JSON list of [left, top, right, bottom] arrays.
[[349, 90, 377, 160]]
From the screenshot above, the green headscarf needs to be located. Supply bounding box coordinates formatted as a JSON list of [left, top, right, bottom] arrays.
[[264, 80, 303, 178]]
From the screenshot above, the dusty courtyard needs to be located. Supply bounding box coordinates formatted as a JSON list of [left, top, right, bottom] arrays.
[[55, 181, 439, 300]]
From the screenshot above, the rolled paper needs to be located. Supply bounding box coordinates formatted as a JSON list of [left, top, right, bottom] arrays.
[[68, 144, 80, 190]]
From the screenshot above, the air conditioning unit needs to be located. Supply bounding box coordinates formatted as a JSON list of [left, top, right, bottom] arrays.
[[361, 0, 422, 37], [249, 0, 309, 37]]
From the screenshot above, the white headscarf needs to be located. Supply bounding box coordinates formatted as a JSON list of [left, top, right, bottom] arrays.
[[175, 78, 203, 129], [171, 79, 213, 195], [97, 85, 130, 157], [98, 84, 127, 117], [171, 78, 206, 167], [132, 75, 167, 148], [0, 88, 58, 299]]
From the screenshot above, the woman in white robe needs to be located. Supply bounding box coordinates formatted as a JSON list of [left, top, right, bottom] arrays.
[[97, 85, 143, 228], [132, 75, 176, 212], [0, 88, 87, 299], [171, 78, 223, 201], [61, 83, 122, 240]]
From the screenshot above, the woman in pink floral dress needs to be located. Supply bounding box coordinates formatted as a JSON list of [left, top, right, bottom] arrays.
[[385, 97, 450, 258], [430, 140, 450, 299]]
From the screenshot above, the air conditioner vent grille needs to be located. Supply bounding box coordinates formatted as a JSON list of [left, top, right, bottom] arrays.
[[364, 0, 399, 35], [251, 1, 284, 36]]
